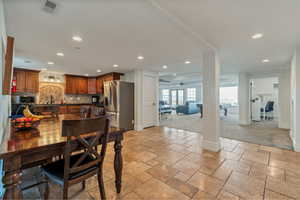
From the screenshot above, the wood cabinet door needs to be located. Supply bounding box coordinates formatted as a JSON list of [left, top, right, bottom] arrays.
[[67, 105, 81, 114], [25, 71, 39, 93], [78, 77, 88, 94], [88, 78, 96, 94], [65, 76, 78, 94], [59, 106, 67, 114], [96, 77, 103, 94], [14, 70, 26, 93]]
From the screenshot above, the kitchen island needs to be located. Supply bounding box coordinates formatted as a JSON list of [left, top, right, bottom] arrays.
[[0, 114, 125, 200]]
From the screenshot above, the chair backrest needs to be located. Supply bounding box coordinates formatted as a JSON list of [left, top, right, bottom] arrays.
[[62, 116, 110, 181], [265, 101, 274, 112]]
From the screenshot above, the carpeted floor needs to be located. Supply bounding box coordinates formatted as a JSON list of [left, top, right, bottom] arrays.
[[160, 112, 293, 150]]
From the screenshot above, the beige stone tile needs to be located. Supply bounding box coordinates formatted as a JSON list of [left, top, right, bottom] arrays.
[[241, 150, 269, 165], [174, 171, 192, 182], [173, 157, 200, 176], [249, 164, 284, 181], [266, 176, 300, 199], [166, 177, 199, 198], [220, 160, 251, 175], [217, 190, 239, 200], [187, 172, 224, 197], [192, 191, 217, 200], [286, 170, 300, 185], [264, 190, 295, 200], [124, 161, 151, 175], [122, 192, 142, 200], [145, 159, 160, 167], [133, 171, 153, 183], [134, 178, 190, 200], [212, 166, 232, 181], [223, 172, 265, 200], [146, 164, 179, 182]]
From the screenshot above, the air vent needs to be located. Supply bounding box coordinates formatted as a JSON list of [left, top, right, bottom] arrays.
[[43, 0, 56, 13]]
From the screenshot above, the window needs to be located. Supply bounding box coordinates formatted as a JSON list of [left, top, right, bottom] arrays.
[[171, 90, 177, 106], [162, 89, 169, 104], [187, 88, 196, 101], [178, 90, 184, 105]]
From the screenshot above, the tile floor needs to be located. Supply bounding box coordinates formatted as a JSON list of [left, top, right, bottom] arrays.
[[23, 126, 300, 200]]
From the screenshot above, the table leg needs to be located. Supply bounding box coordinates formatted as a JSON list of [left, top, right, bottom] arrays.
[[114, 138, 123, 193], [2, 156, 22, 200]]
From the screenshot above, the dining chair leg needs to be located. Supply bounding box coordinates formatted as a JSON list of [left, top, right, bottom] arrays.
[[63, 184, 68, 200], [82, 180, 86, 191], [44, 176, 49, 200], [97, 172, 106, 200]]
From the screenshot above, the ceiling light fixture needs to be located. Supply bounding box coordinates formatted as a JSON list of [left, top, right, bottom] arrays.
[[163, 65, 168, 69], [84, 74, 89, 76], [56, 52, 64, 56], [252, 33, 263, 39], [113, 64, 119, 68], [72, 36, 82, 42], [137, 56, 144, 60], [47, 61, 54, 65], [173, 73, 177, 76], [97, 69, 102, 73], [185, 60, 191, 64], [41, 68, 47, 71], [262, 59, 270, 63]]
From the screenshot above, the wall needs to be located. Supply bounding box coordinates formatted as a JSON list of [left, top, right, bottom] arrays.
[[278, 70, 291, 129], [0, 0, 9, 196]]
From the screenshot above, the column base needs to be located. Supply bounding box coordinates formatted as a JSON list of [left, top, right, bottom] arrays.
[[135, 124, 144, 131], [239, 120, 251, 126], [202, 139, 221, 152]]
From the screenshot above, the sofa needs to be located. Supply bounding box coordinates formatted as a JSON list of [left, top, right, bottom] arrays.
[[176, 101, 201, 115]]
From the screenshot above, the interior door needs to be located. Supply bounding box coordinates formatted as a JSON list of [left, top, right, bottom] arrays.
[[143, 74, 158, 128]]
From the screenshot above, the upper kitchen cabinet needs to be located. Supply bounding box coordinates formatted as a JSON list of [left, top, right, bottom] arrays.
[[65, 75, 81, 94], [88, 78, 97, 94], [13, 68, 40, 93], [96, 73, 123, 94], [78, 77, 88, 94]]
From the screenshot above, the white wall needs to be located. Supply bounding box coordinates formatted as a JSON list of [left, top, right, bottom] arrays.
[[0, 0, 9, 196], [0, 0, 10, 143], [278, 70, 291, 129]]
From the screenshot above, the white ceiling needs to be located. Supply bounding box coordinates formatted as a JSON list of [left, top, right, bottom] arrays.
[[4, 0, 300, 77]]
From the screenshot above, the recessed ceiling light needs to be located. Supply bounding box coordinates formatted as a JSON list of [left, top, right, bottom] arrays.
[[97, 69, 102, 73], [113, 64, 119, 68], [72, 36, 82, 42], [163, 65, 168, 69], [252, 33, 263, 39], [56, 52, 64, 57], [262, 59, 270, 63], [41, 68, 47, 71], [173, 73, 177, 76], [84, 74, 89, 76], [185, 60, 191, 64], [137, 56, 144, 60], [47, 61, 54, 65]]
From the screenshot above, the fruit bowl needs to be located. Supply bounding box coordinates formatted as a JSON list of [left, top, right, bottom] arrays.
[[11, 117, 41, 131]]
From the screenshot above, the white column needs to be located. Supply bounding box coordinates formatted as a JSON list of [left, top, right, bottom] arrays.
[[238, 73, 251, 125], [202, 50, 221, 152], [278, 70, 290, 129], [134, 69, 144, 131], [291, 49, 300, 151]]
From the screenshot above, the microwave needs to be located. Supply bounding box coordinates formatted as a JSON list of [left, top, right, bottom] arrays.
[[12, 96, 36, 104]]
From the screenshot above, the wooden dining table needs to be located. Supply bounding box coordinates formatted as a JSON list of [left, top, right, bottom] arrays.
[[0, 114, 126, 200]]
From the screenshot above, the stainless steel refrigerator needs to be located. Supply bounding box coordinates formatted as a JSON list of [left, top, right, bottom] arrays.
[[103, 81, 134, 130]]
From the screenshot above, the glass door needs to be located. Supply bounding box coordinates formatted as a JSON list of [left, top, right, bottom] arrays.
[[171, 90, 177, 107]]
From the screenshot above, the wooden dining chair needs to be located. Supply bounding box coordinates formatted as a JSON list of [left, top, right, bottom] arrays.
[[41, 116, 110, 200]]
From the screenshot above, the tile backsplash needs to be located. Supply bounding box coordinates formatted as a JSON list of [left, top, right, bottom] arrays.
[[64, 95, 92, 104]]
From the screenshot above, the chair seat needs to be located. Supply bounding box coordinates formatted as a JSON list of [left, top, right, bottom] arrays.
[[41, 153, 98, 185]]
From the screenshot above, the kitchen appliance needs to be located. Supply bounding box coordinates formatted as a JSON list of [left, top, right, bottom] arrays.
[[103, 81, 134, 130], [12, 95, 36, 104], [91, 95, 100, 104]]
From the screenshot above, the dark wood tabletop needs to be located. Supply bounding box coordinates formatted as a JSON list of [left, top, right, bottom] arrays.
[[0, 114, 126, 200]]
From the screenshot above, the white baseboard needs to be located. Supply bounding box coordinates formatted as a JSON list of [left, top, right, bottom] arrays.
[[239, 120, 250, 126], [202, 139, 221, 152], [278, 121, 290, 129], [135, 124, 144, 131]]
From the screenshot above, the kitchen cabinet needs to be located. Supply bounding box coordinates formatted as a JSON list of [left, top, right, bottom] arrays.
[[88, 78, 97, 94], [78, 77, 88, 94], [65, 73, 123, 95], [67, 105, 81, 114], [59, 106, 67, 114], [13, 68, 39, 93]]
